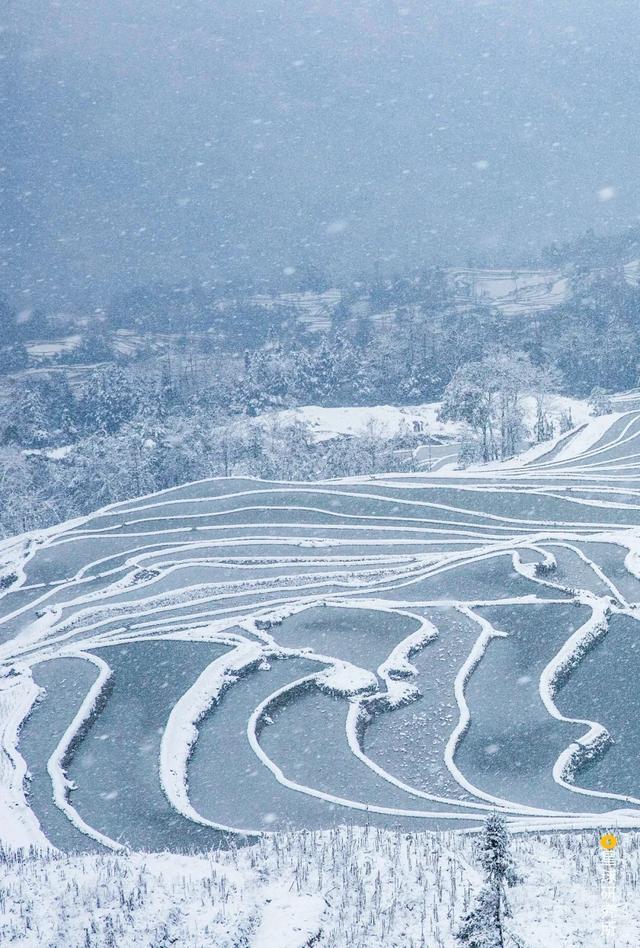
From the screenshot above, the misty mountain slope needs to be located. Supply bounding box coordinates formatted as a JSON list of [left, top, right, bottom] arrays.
[[6, 2, 640, 302], [1, 408, 640, 852]]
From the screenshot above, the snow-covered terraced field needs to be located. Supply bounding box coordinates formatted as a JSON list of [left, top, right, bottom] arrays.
[[3, 409, 640, 852], [447, 267, 571, 315], [448, 260, 640, 315]]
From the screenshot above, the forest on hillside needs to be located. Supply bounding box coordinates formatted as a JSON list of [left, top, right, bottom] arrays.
[[1, 230, 638, 537]]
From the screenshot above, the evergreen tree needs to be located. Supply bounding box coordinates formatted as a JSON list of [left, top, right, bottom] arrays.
[[329, 331, 358, 401], [79, 367, 138, 434], [477, 812, 516, 888], [558, 408, 574, 433], [260, 342, 291, 405], [456, 813, 516, 948], [12, 382, 50, 446], [456, 884, 503, 948], [306, 340, 337, 403], [244, 350, 271, 415]]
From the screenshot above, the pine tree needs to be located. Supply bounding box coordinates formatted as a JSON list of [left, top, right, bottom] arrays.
[[308, 340, 337, 402], [456, 884, 503, 947], [456, 813, 516, 947], [80, 367, 137, 434], [477, 812, 516, 888], [244, 350, 271, 415], [14, 383, 50, 446], [558, 409, 573, 433], [330, 331, 358, 401]]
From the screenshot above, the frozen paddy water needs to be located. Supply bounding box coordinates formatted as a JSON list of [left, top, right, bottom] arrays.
[[66, 640, 231, 852], [2, 410, 640, 851]]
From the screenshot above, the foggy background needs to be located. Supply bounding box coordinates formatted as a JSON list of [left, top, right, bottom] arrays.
[[3, 0, 640, 305]]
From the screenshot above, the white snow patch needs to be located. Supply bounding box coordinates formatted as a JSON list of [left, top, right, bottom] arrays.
[[315, 660, 377, 697], [551, 412, 622, 463], [0, 666, 49, 848], [251, 891, 324, 947], [257, 402, 461, 443]]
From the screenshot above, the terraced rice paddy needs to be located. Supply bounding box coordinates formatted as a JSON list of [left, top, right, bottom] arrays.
[[3, 407, 640, 851]]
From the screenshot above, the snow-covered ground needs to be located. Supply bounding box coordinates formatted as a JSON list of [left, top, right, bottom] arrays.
[[25, 336, 82, 359], [258, 402, 461, 442], [22, 445, 73, 461], [1, 827, 638, 946], [258, 394, 593, 449]]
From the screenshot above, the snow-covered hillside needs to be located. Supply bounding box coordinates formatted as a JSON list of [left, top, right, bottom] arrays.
[[262, 396, 593, 442], [242, 259, 640, 328], [16, 259, 640, 372], [447, 267, 571, 316], [448, 259, 640, 316]]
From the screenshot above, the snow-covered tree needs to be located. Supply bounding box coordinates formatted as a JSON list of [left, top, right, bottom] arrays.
[[558, 409, 574, 434], [588, 386, 613, 417], [456, 813, 517, 948], [440, 351, 551, 463], [79, 367, 139, 434], [531, 365, 562, 443], [439, 359, 500, 463], [456, 884, 503, 947]]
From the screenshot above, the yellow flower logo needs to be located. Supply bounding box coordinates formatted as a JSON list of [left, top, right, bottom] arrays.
[[600, 833, 618, 850]]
